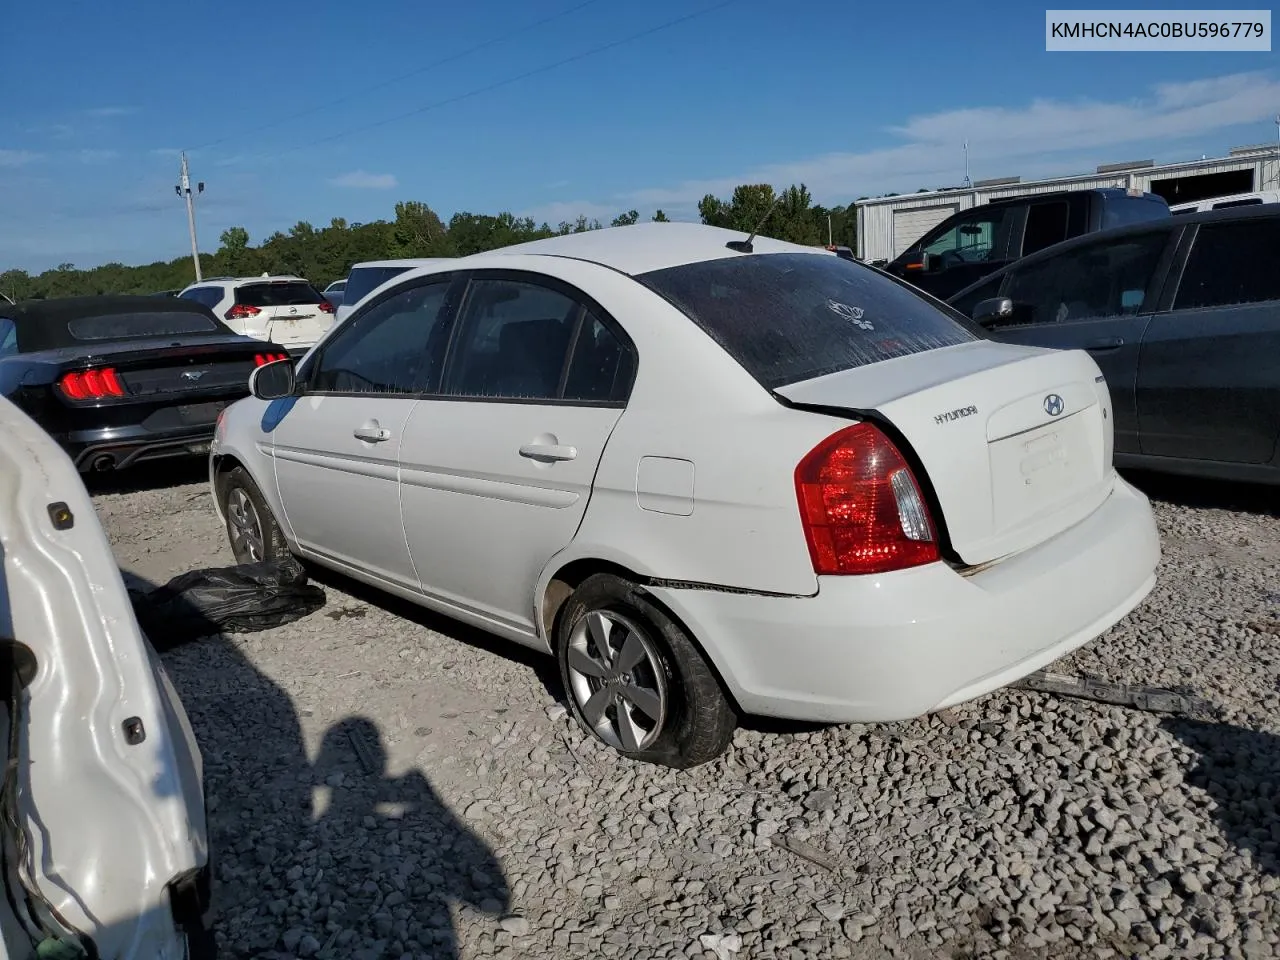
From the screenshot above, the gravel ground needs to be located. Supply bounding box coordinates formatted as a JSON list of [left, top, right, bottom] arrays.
[[90, 464, 1280, 960]]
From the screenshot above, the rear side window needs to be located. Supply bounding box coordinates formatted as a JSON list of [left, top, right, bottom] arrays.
[[235, 281, 323, 307], [342, 266, 413, 308], [66, 310, 221, 340], [1022, 201, 1069, 256], [637, 253, 978, 390], [179, 287, 222, 309], [1174, 219, 1280, 310]]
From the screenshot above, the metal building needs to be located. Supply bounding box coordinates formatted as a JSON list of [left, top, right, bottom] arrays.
[[853, 144, 1280, 263]]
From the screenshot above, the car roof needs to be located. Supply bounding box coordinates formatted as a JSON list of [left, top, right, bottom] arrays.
[[188, 275, 305, 288], [350, 258, 451, 270], [947, 202, 1280, 303], [459, 221, 830, 276]]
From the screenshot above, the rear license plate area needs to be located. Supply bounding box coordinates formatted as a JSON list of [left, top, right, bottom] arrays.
[[177, 401, 226, 425]]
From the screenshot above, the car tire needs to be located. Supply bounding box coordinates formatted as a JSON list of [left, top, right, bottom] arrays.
[[218, 465, 288, 565], [555, 573, 736, 768]]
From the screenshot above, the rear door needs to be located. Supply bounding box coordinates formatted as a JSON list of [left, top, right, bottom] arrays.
[[977, 227, 1175, 457], [234, 280, 333, 350], [1136, 216, 1280, 464], [272, 277, 459, 588], [398, 272, 635, 635]]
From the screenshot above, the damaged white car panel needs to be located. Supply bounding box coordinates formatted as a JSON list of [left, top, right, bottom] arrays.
[[0, 395, 211, 959]]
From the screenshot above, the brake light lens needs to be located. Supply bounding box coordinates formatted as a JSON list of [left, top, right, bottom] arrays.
[[58, 367, 126, 401], [317, 300, 335, 314], [226, 304, 261, 321], [253, 352, 289, 367], [794, 422, 939, 575]]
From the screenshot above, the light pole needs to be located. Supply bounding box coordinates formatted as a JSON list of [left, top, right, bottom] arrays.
[[175, 152, 205, 282]]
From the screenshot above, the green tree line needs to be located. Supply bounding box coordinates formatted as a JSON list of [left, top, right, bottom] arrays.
[[0, 183, 858, 301]]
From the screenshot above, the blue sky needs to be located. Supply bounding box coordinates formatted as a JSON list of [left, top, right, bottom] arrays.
[[2, 0, 1277, 272]]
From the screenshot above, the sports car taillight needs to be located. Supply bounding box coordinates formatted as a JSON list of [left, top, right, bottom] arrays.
[[226, 304, 261, 321], [58, 367, 126, 401], [794, 422, 939, 575], [253, 352, 289, 367]]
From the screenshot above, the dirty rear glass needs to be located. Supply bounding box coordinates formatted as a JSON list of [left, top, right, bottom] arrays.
[[637, 253, 979, 390], [67, 310, 221, 341]]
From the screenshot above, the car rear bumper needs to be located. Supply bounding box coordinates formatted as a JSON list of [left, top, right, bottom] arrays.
[[645, 473, 1160, 723], [61, 422, 221, 471]]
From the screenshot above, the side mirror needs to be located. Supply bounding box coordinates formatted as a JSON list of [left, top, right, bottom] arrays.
[[249, 357, 296, 400], [972, 297, 1014, 326]]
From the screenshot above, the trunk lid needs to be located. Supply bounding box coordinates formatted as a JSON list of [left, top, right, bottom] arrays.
[[50, 338, 268, 400], [233, 280, 333, 349], [776, 340, 1114, 566]]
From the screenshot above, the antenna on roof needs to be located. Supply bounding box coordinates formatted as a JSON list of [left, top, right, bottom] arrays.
[[726, 192, 783, 254]]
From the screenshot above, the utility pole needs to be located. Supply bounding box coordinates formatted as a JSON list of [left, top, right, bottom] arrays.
[[175, 152, 205, 282]]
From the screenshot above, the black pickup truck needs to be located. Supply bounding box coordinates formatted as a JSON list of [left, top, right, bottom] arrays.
[[881, 187, 1171, 300]]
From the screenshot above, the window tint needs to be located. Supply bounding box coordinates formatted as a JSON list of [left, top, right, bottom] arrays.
[[562, 312, 630, 402], [1214, 197, 1263, 209], [0, 319, 16, 358], [179, 287, 220, 309], [638, 253, 978, 390], [309, 282, 451, 394], [1001, 231, 1168, 327], [235, 281, 323, 307], [342, 266, 413, 308], [1174, 219, 1280, 310], [1022, 201, 1069, 256], [918, 206, 1012, 264], [1100, 196, 1170, 229], [949, 275, 1005, 320], [447, 280, 580, 400], [66, 310, 221, 340]]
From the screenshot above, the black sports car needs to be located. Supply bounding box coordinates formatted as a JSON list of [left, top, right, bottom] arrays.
[[0, 295, 287, 473]]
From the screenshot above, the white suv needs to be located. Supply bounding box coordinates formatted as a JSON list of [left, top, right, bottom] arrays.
[[178, 274, 335, 355], [334, 258, 452, 324]]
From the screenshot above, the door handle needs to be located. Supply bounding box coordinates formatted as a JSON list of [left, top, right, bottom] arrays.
[[1085, 336, 1125, 350], [353, 421, 392, 443], [519, 443, 577, 462]]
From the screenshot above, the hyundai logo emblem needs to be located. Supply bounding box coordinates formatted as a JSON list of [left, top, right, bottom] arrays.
[[1043, 393, 1065, 417]]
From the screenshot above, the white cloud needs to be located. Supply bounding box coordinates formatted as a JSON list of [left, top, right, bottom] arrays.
[[518, 199, 621, 226], [78, 149, 120, 164], [0, 149, 42, 168], [327, 170, 398, 189], [624, 70, 1280, 207], [86, 106, 136, 118]]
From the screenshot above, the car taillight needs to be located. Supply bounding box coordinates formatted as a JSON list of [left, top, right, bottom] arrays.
[[226, 304, 261, 321], [317, 300, 335, 314], [794, 422, 939, 575], [253, 352, 289, 367], [58, 367, 126, 401]]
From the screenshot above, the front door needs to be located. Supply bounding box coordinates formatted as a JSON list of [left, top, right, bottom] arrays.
[[271, 278, 458, 588], [398, 273, 636, 636], [982, 229, 1172, 456]]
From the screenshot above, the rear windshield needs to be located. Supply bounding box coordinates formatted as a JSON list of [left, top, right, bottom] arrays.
[[1101, 196, 1170, 229], [342, 266, 413, 308], [235, 281, 324, 307], [66, 310, 221, 341], [637, 252, 979, 390]]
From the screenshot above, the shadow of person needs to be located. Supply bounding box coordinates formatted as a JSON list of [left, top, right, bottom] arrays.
[[311, 717, 510, 960], [1163, 717, 1280, 876]]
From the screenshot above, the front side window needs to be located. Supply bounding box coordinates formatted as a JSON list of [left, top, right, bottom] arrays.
[[918, 206, 1012, 264], [446, 279, 581, 400], [1174, 219, 1280, 310], [308, 282, 452, 394], [638, 253, 978, 390], [1003, 231, 1168, 327], [342, 266, 413, 308], [949, 275, 1005, 321]]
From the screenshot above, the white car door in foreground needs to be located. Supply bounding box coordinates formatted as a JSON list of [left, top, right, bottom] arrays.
[[0, 396, 211, 958]]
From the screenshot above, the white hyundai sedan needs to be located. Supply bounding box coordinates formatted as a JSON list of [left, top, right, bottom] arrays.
[[210, 222, 1160, 768]]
